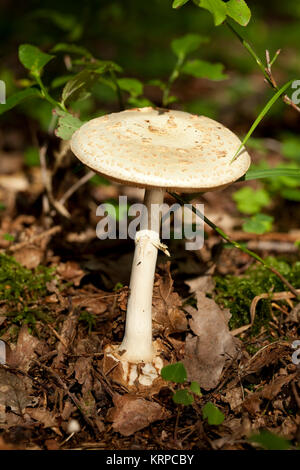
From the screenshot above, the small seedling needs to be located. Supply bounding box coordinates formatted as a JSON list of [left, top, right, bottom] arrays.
[[161, 362, 202, 405]]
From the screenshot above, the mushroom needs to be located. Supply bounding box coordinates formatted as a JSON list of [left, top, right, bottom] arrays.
[[71, 107, 250, 386]]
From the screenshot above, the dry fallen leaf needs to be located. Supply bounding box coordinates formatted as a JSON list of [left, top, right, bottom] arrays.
[[13, 246, 43, 269], [110, 394, 170, 436], [0, 368, 36, 414], [152, 263, 187, 336], [183, 291, 239, 390], [9, 325, 47, 372]]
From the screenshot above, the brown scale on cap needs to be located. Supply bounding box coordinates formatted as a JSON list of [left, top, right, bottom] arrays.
[[71, 107, 251, 193]]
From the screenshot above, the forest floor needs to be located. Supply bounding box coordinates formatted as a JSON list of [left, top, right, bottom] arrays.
[[0, 106, 300, 451]]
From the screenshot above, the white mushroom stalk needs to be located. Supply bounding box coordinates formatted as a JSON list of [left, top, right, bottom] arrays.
[[70, 107, 251, 375], [119, 188, 164, 363]]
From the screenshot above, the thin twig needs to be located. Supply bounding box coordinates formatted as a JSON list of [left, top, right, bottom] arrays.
[[59, 170, 95, 206], [4, 226, 61, 253]]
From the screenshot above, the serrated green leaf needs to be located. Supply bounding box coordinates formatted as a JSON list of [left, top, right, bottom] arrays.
[[194, 0, 227, 26], [55, 110, 83, 140], [0, 88, 41, 115], [250, 430, 290, 450], [117, 78, 143, 97], [161, 362, 187, 383], [182, 59, 227, 80], [171, 34, 209, 59], [190, 381, 202, 396], [243, 214, 274, 235], [173, 389, 194, 405], [226, 0, 251, 26], [202, 402, 225, 425], [172, 0, 190, 8], [19, 44, 54, 75]]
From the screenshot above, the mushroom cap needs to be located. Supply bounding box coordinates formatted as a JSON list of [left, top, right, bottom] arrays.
[[71, 107, 251, 192]]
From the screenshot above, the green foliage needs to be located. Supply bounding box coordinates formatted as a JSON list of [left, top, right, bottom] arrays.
[[182, 59, 227, 80], [173, 389, 194, 405], [282, 135, 300, 162], [79, 311, 96, 333], [161, 362, 187, 383], [214, 257, 300, 332], [233, 187, 271, 215], [193, 0, 251, 26], [202, 402, 225, 425], [19, 44, 54, 77], [161, 362, 202, 405], [242, 213, 274, 234], [3, 234, 15, 242], [0, 88, 40, 116], [54, 110, 83, 140], [117, 78, 144, 98], [190, 381, 202, 396], [24, 146, 40, 167], [231, 80, 294, 162], [249, 430, 291, 450], [171, 34, 209, 59], [0, 254, 55, 329], [172, 0, 190, 8]]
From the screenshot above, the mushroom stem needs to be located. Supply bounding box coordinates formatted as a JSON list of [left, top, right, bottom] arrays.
[[119, 188, 165, 363]]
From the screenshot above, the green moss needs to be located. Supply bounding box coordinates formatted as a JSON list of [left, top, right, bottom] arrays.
[[0, 253, 55, 330], [214, 257, 300, 335]]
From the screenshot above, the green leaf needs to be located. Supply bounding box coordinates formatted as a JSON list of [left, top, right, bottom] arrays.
[[54, 110, 83, 140], [226, 0, 251, 26], [194, 0, 251, 26], [51, 43, 92, 59], [161, 362, 187, 383], [182, 59, 227, 80], [190, 381, 202, 396], [233, 187, 271, 215], [280, 188, 300, 201], [194, 0, 227, 26], [250, 430, 290, 450], [0, 88, 41, 115], [171, 34, 209, 59], [19, 44, 54, 76], [231, 80, 294, 162], [173, 389, 194, 405], [24, 147, 40, 167], [202, 402, 225, 425], [128, 97, 154, 108], [3, 233, 15, 242], [242, 214, 274, 235], [244, 168, 300, 181], [61, 70, 96, 106], [172, 0, 190, 8], [282, 136, 300, 162], [117, 78, 143, 97]]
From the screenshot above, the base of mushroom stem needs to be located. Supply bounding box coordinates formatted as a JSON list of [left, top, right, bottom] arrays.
[[102, 340, 166, 393]]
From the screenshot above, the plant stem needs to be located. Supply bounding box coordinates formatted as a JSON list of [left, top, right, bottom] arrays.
[[168, 191, 300, 299], [109, 70, 124, 111], [226, 20, 300, 114], [162, 55, 184, 107]]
